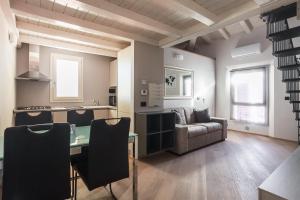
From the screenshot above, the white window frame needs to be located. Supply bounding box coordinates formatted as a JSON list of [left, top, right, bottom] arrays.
[[50, 53, 83, 103], [230, 66, 269, 125]]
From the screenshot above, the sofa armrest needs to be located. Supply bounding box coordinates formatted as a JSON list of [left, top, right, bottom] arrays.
[[210, 117, 228, 139], [172, 124, 189, 155]]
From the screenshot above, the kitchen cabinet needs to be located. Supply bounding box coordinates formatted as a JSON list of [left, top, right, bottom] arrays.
[[109, 59, 117, 87], [53, 111, 67, 123], [50, 107, 115, 122], [108, 109, 118, 118], [94, 110, 108, 119]]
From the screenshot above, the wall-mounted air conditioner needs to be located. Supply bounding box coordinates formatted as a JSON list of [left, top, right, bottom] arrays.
[[231, 43, 261, 58]]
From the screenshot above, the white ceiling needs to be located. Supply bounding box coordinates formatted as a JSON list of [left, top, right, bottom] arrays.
[[8, 0, 298, 57]]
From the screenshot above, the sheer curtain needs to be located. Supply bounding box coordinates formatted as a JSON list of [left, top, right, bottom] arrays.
[[230, 67, 268, 124]]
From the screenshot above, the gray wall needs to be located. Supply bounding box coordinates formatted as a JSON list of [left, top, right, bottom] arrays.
[[134, 41, 164, 113], [164, 48, 216, 116], [16, 44, 114, 107], [0, 8, 16, 134], [197, 26, 297, 141]]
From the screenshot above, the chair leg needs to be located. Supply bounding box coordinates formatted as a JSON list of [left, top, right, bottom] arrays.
[[71, 168, 74, 200], [74, 172, 78, 200], [109, 183, 117, 200]]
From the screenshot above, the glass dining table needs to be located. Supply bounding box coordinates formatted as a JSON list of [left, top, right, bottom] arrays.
[[0, 126, 139, 200]]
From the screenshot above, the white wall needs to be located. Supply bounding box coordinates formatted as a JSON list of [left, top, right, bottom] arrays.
[[117, 45, 135, 130], [164, 48, 216, 116], [134, 41, 164, 113], [0, 6, 16, 133], [16, 44, 113, 107], [197, 26, 297, 141]]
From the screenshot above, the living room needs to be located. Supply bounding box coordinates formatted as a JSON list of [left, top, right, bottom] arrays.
[[0, 0, 300, 200]]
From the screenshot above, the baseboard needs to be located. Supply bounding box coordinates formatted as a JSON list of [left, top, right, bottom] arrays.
[[228, 129, 297, 143]]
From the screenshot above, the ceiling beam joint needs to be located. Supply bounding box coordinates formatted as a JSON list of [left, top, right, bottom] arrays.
[[239, 19, 253, 34], [218, 28, 230, 40]]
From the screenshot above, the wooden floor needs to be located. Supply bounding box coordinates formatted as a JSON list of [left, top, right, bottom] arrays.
[[0, 131, 296, 199], [73, 131, 298, 200], [0, 131, 295, 200]]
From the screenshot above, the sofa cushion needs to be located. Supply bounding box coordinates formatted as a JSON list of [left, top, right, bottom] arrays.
[[184, 107, 196, 124], [171, 108, 187, 125], [187, 125, 208, 137], [197, 122, 222, 132], [194, 108, 210, 123]]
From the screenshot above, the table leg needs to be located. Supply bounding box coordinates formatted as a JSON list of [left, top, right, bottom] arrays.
[[132, 136, 138, 200]]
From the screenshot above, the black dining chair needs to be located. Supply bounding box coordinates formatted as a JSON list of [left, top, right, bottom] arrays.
[[71, 117, 131, 200], [15, 111, 53, 126], [2, 123, 72, 200], [67, 109, 94, 127]]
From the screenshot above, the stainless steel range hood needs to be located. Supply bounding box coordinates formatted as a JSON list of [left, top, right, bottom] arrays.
[[16, 44, 50, 81]]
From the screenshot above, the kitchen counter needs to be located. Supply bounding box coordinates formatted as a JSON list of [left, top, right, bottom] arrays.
[[14, 105, 117, 113]]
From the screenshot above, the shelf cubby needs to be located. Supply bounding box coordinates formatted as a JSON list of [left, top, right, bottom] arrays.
[[147, 114, 161, 133], [162, 131, 175, 149], [162, 113, 175, 131], [147, 134, 161, 154]]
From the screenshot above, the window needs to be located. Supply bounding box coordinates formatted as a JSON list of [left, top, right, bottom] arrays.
[[230, 67, 268, 124], [50, 54, 83, 102], [182, 75, 192, 96]]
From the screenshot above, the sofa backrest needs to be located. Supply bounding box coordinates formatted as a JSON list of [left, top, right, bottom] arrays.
[[165, 107, 185, 124], [165, 107, 197, 125], [183, 107, 196, 124]]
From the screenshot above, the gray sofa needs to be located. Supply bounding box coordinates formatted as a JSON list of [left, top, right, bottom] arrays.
[[170, 107, 227, 155]]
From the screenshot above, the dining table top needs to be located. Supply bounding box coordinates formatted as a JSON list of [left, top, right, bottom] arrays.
[[0, 126, 137, 161]]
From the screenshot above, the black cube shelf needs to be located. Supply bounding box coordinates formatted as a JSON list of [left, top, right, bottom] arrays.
[[135, 111, 176, 157]]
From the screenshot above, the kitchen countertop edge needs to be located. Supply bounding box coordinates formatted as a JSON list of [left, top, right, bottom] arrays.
[[14, 106, 117, 113]]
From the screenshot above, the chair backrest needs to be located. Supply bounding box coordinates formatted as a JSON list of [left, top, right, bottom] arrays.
[[67, 109, 94, 127], [15, 111, 53, 126], [2, 123, 71, 200], [87, 118, 130, 190]]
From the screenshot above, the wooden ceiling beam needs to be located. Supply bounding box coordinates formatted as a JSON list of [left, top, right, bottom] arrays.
[[239, 19, 253, 34], [154, 0, 217, 26], [11, 0, 159, 46], [188, 37, 197, 51], [16, 21, 128, 51], [159, 0, 297, 47], [253, 0, 272, 6], [52, 0, 181, 37], [173, 0, 218, 25], [19, 33, 117, 57], [218, 28, 230, 40]]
